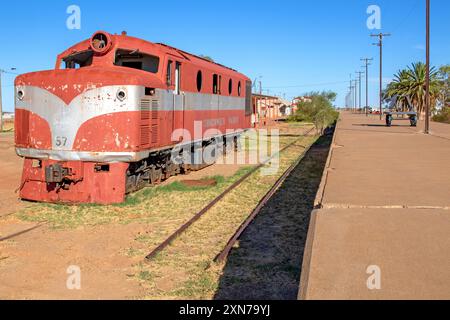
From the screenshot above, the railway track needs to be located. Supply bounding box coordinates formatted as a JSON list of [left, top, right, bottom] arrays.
[[214, 137, 317, 263], [145, 127, 316, 262]]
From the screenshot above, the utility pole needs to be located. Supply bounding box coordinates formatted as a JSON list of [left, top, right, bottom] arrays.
[[351, 80, 356, 113], [348, 84, 353, 111], [361, 58, 373, 116], [371, 33, 391, 120], [356, 71, 365, 113], [425, 0, 431, 134], [349, 75, 354, 112]]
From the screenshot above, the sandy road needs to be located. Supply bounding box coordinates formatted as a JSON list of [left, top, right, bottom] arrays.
[[0, 133, 23, 217]]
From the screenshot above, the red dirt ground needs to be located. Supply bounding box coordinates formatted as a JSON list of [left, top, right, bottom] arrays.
[[0, 132, 248, 299], [0, 133, 24, 218], [0, 133, 146, 299]]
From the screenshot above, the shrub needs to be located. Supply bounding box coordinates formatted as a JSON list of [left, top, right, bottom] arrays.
[[288, 91, 339, 134], [432, 107, 450, 124]]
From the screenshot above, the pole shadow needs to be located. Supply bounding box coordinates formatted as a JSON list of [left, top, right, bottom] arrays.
[[353, 124, 407, 128], [213, 132, 333, 300]]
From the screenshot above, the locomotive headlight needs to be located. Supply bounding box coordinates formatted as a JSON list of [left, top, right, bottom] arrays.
[[117, 89, 127, 101], [90, 31, 113, 55], [17, 88, 25, 100]]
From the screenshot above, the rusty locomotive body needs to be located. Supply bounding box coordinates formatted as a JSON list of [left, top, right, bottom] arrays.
[[15, 31, 252, 204]]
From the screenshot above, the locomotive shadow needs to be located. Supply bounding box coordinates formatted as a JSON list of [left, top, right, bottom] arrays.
[[213, 133, 333, 300]]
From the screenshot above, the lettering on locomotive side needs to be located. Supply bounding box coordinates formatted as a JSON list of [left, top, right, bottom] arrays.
[[203, 118, 226, 128]]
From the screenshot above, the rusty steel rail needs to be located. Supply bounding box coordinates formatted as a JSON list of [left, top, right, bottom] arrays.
[[214, 139, 316, 263], [145, 127, 315, 262]]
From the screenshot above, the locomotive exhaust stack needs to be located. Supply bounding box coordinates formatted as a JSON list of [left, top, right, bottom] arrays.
[[14, 31, 252, 204]]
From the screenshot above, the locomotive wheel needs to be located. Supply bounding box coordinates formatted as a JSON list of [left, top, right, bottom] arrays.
[[165, 163, 180, 179], [181, 163, 191, 174], [150, 168, 163, 185]]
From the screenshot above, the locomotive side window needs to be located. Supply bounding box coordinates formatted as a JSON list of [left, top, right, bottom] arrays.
[[213, 74, 219, 94], [228, 79, 233, 95], [63, 50, 94, 69], [238, 81, 242, 96], [115, 49, 160, 73], [166, 60, 173, 85], [196, 71, 203, 92], [245, 80, 252, 116], [174, 62, 181, 95]]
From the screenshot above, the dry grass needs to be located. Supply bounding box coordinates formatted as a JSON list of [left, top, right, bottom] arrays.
[[16, 124, 313, 231], [134, 134, 319, 299], [1, 121, 14, 132], [16, 173, 250, 230]]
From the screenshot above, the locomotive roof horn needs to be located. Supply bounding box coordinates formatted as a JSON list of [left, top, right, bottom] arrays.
[[90, 31, 113, 55]]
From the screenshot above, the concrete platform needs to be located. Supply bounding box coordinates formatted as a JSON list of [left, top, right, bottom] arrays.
[[300, 112, 450, 300]]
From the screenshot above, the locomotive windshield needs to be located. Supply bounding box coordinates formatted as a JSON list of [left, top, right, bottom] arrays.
[[114, 49, 159, 74], [63, 50, 94, 69]]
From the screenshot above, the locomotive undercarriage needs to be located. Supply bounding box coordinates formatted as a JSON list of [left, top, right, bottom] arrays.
[[125, 135, 240, 194]]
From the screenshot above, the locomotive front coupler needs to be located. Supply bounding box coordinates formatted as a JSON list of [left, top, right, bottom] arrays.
[[45, 163, 73, 184]]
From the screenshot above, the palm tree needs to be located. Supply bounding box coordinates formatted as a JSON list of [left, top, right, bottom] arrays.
[[385, 70, 411, 111], [385, 62, 442, 119]]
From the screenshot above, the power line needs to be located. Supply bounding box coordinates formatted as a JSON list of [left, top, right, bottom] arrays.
[[391, 0, 422, 34], [264, 80, 349, 89], [356, 71, 365, 113]]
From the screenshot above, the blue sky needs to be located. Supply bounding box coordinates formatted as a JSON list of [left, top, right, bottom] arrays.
[[0, 0, 449, 111]]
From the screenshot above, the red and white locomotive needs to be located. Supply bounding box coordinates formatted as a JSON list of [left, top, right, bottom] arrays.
[[15, 31, 252, 204]]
